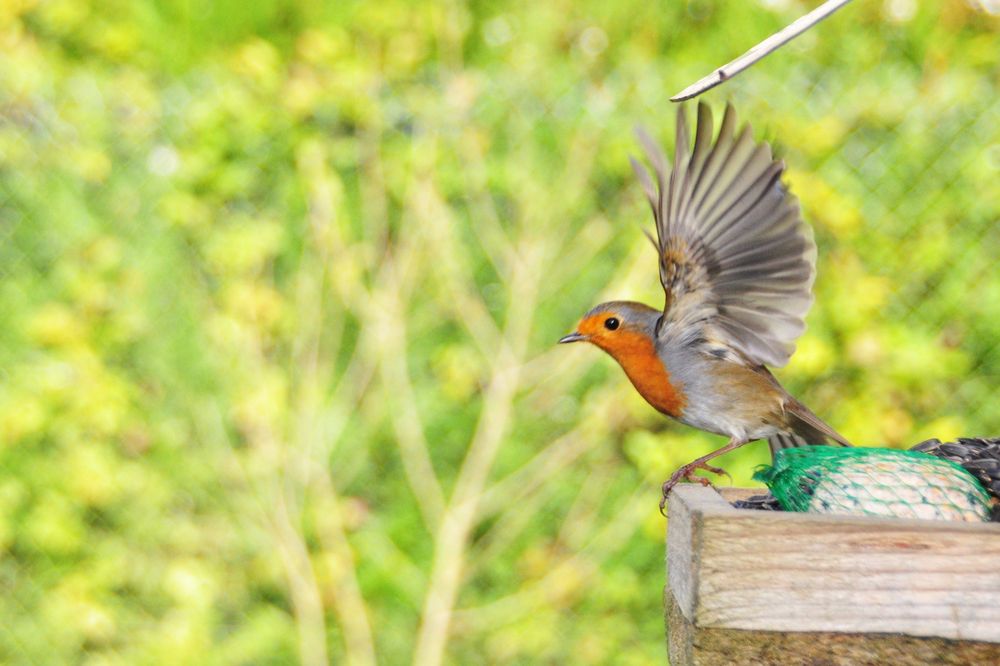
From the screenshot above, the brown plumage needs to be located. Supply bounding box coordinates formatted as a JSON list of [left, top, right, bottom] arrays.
[[560, 104, 850, 511]]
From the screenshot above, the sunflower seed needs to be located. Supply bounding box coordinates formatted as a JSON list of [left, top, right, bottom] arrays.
[[940, 443, 972, 457], [962, 459, 1000, 472], [910, 439, 942, 452]]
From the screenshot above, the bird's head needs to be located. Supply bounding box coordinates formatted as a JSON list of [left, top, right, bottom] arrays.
[[559, 301, 661, 356]]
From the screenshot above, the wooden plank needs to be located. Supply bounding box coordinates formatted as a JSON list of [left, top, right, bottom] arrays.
[[666, 484, 703, 619], [667, 486, 739, 622], [666, 587, 1000, 666], [716, 487, 766, 502], [667, 485, 1000, 642]]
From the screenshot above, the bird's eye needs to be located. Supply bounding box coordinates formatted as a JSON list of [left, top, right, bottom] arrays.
[[604, 317, 620, 331]]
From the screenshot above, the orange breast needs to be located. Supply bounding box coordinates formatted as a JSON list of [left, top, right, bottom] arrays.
[[597, 331, 686, 417]]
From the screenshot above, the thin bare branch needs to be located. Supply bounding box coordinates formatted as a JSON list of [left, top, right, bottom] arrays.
[[290, 283, 376, 665], [411, 122, 613, 665], [470, 447, 614, 573], [410, 177, 504, 358], [374, 265, 448, 533], [412, 245, 543, 666], [670, 0, 854, 102], [271, 490, 332, 666], [479, 424, 596, 517], [454, 486, 650, 632], [313, 473, 378, 666]]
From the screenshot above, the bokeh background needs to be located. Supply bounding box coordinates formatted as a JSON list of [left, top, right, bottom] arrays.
[[1, 0, 998, 663]]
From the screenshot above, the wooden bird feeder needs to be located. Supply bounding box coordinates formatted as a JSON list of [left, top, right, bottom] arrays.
[[666, 485, 1000, 665]]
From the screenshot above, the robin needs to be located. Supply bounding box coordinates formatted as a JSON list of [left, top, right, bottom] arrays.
[[560, 103, 850, 511]]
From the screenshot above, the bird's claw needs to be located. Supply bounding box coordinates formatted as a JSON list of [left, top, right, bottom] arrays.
[[658, 461, 732, 514], [700, 462, 731, 480]]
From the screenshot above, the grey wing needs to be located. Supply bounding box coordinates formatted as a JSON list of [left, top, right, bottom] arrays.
[[630, 103, 817, 368]]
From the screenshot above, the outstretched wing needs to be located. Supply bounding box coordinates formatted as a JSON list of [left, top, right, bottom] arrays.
[[630, 103, 816, 368]]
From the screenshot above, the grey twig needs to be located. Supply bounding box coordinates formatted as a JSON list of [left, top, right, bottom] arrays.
[[670, 0, 855, 102]]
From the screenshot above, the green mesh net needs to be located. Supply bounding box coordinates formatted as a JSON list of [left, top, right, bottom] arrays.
[[753, 447, 993, 522]]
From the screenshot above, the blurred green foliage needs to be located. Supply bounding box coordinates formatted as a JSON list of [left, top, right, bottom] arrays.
[[0, 0, 998, 663]]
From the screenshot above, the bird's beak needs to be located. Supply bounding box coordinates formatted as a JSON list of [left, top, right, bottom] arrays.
[[558, 332, 586, 344]]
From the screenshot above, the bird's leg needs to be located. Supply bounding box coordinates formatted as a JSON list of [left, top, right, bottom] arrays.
[[659, 437, 749, 513]]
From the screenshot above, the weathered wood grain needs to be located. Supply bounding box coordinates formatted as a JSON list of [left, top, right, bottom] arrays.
[[666, 588, 1000, 665], [667, 485, 1000, 643]]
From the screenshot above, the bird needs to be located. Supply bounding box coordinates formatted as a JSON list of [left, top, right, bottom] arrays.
[[559, 102, 850, 511]]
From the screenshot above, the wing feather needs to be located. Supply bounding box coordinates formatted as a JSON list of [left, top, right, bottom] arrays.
[[634, 103, 818, 367]]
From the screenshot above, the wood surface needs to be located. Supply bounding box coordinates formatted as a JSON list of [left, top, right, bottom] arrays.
[[666, 588, 1000, 665], [667, 485, 1000, 643]]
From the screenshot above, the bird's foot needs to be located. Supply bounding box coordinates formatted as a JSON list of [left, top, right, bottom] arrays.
[[659, 462, 732, 514]]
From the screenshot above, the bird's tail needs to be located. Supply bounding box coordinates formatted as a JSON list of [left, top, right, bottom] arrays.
[[767, 400, 851, 459], [767, 433, 810, 455]]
